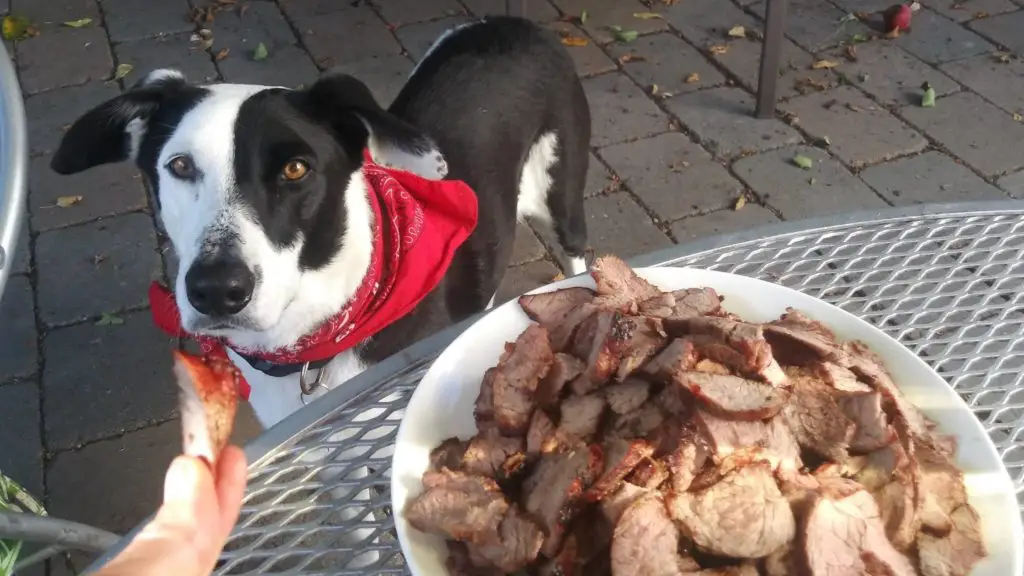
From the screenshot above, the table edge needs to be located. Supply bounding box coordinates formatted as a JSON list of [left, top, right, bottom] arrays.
[[0, 42, 29, 301]]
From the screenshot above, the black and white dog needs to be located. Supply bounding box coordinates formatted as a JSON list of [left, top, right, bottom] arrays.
[[52, 17, 591, 429]]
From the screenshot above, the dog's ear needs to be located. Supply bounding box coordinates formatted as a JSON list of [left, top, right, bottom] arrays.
[[51, 69, 193, 175], [304, 71, 448, 179]]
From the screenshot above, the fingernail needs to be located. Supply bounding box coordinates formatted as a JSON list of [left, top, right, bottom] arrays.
[[164, 456, 200, 503]]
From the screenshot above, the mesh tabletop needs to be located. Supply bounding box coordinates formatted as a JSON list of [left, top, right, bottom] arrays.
[[195, 201, 1024, 574]]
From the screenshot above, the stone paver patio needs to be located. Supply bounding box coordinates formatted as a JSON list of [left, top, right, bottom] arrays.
[[2, 0, 1023, 572]]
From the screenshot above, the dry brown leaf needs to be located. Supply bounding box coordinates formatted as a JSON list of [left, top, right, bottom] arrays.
[[727, 25, 746, 38], [812, 59, 839, 70], [974, 10, 989, 18], [633, 12, 663, 19], [708, 44, 729, 55], [560, 36, 589, 47], [670, 161, 690, 173], [215, 48, 230, 61], [552, 272, 566, 282], [843, 44, 858, 61], [56, 196, 83, 208], [618, 53, 645, 64], [734, 195, 747, 210], [685, 72, 700, 83], [649, 84, 660, 96], [1014, 112, 1023, 122]]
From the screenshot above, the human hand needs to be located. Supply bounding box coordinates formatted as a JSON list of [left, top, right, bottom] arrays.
[[94, 447, 247, 576]]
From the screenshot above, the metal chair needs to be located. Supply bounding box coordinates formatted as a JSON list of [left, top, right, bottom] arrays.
[[504, 0, 788, 118]]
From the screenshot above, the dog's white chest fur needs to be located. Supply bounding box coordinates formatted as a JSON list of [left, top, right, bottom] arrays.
[[227, 349, 367, 428]]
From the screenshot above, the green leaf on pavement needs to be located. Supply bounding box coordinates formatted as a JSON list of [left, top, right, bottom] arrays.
[[253, 42, 269, 61], [921, 86, 936, 108], [95, 312, 125, 326], [63, 18, 93, 28], [113, 63, 134, 80], [793, 154, 814, 170], [1, 14, 32, 40], [580, 10, 588, 23], [615, 29, 639, 43]]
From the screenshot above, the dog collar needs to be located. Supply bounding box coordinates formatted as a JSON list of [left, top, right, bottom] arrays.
[[148, 150, 479, 400]]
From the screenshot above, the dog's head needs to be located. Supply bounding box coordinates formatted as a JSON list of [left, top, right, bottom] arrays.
[[53, 69, 446, 351]]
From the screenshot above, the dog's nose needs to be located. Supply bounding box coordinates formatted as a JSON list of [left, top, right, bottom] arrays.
[[184, 259, 255, 317]]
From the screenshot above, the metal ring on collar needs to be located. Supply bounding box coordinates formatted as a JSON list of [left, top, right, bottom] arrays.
[[299, 362, 328, 396]]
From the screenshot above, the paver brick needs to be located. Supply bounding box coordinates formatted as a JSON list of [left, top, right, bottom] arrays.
[[997, 170, 1024, 197], [42, 310, 177, 451], [664, 0, 760, 50], [395, 16, 472, 62], [30, 156, 147, 232], [599, 133, 743, 221], [781, 86, 927, 168], [495, 260, 560, 304], [859, 151, 1007, 205], [822, 42, 960, 106], [35, 213, 161, 326], [12, 0, 100, 32], [551, 0, 668, 44], [544, 22, 617, 77], [606, 33, 726, 97], [9, 218, 30, 275], [47, 421, 180, 534], [114, 33, 221, 86], [212, 1, 319, 86], [895, 9, 994, 64], [922, 0, 1017, 22], [0, 382, 43, 496], [375, 0, 466, 26], [670, 205, 782, 245], [332, 54, 414, 107], [585, 153, 618, 198], [663, 87, 802, 159], [0, 276, 38, 383], [713, 36, 836, 102], [969, 10, 1024, 53], [940, 54, 1024, 115], [24, 82, 121, 157], [829, 0, 908, 12], [278, 0, 360, 20], [901, 91, 1024, 177], [297, 7, 402, 69], [583, 73, 670, 148], [748, 0, 871, 51], [101, 0, 194, 43], [463, 0, 560, 20], [585, 192, 672, 257], [15, 27, 113, 95], [512, 223, 547, 265], [733, 145, 888, 220]]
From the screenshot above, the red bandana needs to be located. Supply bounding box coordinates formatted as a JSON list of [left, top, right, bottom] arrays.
[[149, 151, 479, 400]]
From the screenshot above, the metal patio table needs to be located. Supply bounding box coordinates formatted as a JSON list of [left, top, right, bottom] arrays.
[[0, 40, 28, 307], [88, 200, 1024, 574]]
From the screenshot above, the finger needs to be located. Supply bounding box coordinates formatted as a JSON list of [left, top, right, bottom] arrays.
[[157, 456, 218, 529], [215, 446, 248, 538]]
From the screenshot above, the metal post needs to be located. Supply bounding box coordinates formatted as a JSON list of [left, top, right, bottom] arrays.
[[0, 511, 120, 553], [755, 0, 788, 118], [505, 0, 526, 17]]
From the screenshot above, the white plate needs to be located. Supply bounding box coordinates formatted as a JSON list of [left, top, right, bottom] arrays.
[[391, 268, 1022, 575]]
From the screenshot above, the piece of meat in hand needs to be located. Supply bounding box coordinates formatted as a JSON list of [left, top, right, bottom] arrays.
[[611, 493, 699, 576], [173, 350, 240, 464]]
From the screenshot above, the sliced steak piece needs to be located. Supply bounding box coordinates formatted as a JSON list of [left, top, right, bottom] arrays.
[[694, 410, 802, 471], [916, 442, 967, 536], [585, 439, 654, 501], [916, 504, 987, 576], [490, 325, 553, 435], [839, 391, 896, 453], [640, 338, 698, 383], [537, 353, 585, 407], [654, 383, 691, 418], [405, 470, 509, 543], [522, 445, 604, 557], [664, 424, 710, 493], [667, 460, 795, 559], [445, 541, 502, 576], [638, 292, 676, 318], [614, 317, 668, 381], [675, 371, 788, 420], [625, 456, 670, 489], [611, 493, 694, 576], [764, 544, 797, 576], [461, 428, 526, 480], [693, 358, 731, 375], [430, 437, 468, 472], [558, 393, 607, 441], [552, 507, 614, 572], [591, 255, 663, 311], [601, 482, 651, 523], [802, 488, 916, 576], [474, 368, 498, 427], [815, 361, 872, 395], [604, 379, 650, 415], [519, 287, 597, 351], [605, 401, 666, 440], [527, 410, 556, 460], [570, 311, 628, 394], [468, 506, 545, 573], [854, 442, 909, 492], [692, 565, 759, 576], [666, 317, 787, 386], [781, 366, 855, 462], [669, 287, 722, 319], [763, 308, 846, 366]]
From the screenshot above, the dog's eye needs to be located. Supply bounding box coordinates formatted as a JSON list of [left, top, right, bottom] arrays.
[[167, 155, 197, 180], [281, 160, 309, 182]]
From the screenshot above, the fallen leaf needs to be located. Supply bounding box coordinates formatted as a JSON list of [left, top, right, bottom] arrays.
[[921, 85, 936, 108], [253, 42, 269, 61], [809, 177, 817, 185], [633, 12, 663, 19], [1014, 112, 1022, 122], [709, 44, 729, 55], [63, 17, 93, 28], [727, 25, 746, 38], [618, 53, 645, 64], [615, 29, 639, 43], [858, 72, 870, 83], [781, 111, 800, 125], [2, 14, 33, 41], [974, 11, 989, 18], [215, 47, 230, 60], [580, 10, 588, 23], [843, 44, 858, 61], [56, 195, 83, 208], [95, 312, 125, 327], [561, 36, 589, 47], [996, 53, 1013, 63], [113, 63, 133, 80], [606, 24, 623, 32], [670, 161, 690, 172], [812, 59, 839, 69], [649, 84, 660, 96], [850, 32, 868, 43], [552, 272, 566, 282], [685, 72, 700, 83], [734, 195, 747, 210], [792, 155, 814, 170], [845, 102, 861, 112]]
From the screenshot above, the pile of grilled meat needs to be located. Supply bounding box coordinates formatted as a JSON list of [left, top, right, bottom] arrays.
[[404, 256, 986, 576]]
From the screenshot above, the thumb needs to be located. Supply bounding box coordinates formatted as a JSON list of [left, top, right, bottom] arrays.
[[155, 456, 218, 529]]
